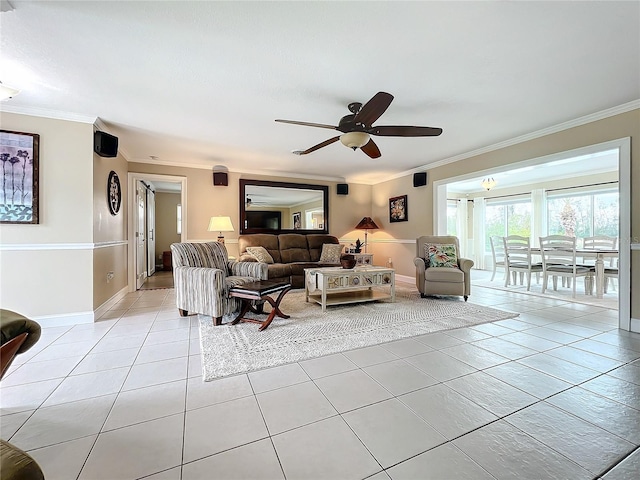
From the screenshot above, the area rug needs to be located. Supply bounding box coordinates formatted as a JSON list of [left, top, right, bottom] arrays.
[[473, 277, 618, 310], [198, 286, 518, 381]]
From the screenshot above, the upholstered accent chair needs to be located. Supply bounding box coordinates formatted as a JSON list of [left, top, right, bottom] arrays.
[[0, 440, 44, 480], [1, 309, 41, 380], [170, 241, 268, 325], [414, 236, 474, 301]]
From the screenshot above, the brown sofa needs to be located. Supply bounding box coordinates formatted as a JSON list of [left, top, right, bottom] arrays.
[[238, 234, 341, 288]]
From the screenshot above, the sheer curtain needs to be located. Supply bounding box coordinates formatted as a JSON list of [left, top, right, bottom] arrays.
[[456, 199, 468, 258], [473, 197, 486, 269], [531, 188, 546, 247]]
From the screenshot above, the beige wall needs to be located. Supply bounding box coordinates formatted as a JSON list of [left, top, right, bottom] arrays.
[[155, 191, 181, 261], [92, 148, 128, 310], [127, 163, 373, 258], [0, 112, 95, 319], [371, 109, 639, 316]]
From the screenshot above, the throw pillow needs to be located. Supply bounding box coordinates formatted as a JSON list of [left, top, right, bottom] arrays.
[[319, 243, 342, 264], [246, 246, 274, 264], [426, 244, 459, 268]]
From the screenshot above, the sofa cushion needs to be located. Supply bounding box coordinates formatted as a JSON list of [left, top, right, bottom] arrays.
[[246, 246, 274, 264], [289, 262, 324, 276], [319, 244, 342, 264], [307, 234, 340, 262], [238, 234, 281, 263], [279, 234, 311, 263], [267, 263, 292, 279]]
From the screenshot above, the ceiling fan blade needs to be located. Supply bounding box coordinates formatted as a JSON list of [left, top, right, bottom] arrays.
[[292, 136, 340, 155], [368, 125, 443, 137], [275, 119, 338, 130], [354, 92, 394, 127], [360, 138, 381, 159]]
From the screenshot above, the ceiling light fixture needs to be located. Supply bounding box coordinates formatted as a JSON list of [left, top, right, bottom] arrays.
[[481, 178, 497, 191], [340, 132, 370, 150], [0, 81, 20, 100]]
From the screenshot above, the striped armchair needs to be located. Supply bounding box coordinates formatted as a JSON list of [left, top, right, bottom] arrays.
[[170, 242, 268, 325]]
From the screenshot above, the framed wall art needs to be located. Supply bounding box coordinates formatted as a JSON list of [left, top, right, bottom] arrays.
[[107, 170, 122, 215], [292, 211, 301, 230], [389, 194, 408, 223], [0, 130, 40, 224]]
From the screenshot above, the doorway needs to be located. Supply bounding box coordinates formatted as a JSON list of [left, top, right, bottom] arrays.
[[433, 138, 631, 331], [128, 173, 187, 291]]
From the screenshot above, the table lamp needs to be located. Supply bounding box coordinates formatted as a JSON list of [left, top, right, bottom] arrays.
[[208, 216, 234, 244], [354, 216, 379, 253]]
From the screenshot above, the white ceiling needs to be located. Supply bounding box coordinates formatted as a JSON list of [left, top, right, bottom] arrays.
[[447, 149, 619, 194], [1, 1, 638, 184]]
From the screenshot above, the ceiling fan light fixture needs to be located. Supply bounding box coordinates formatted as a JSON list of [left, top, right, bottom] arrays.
[[340, 132, 370, 150], [481, 177, 497, 191], [0, 81, 20, 101]]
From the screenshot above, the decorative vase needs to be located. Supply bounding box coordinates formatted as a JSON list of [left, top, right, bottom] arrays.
[[340, 254, 357, 269]]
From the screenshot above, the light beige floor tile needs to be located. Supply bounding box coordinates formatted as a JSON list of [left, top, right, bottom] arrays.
[[183, 395, 268, 463], [103, 379, 186, 431], [182, 438, 284, 480], [343, 398, 446, 468], [272, 416, 380, 480], [379, 337, 433, 358], [256, 381, 337, 435], [387, 442, 494, 480], [42, 367, 129, 406], [363, 359, 438, 396], [10, 394, 116, 451], [314, 369, 392, 413], [79, 414, 184, 480], [454, 420, 592, 479], [343, 345, 400, 367], [0, 379, 63, 415], [400, 384, 498, 440], [186, 374, 253, 411], [299, 353, 358, 379], [71, 347, 140, 375], [248, 362, 310, 394], [485, 361, 572, 399], [135, 339, 190, 365], [122, 357, 188, 391], [441, 343, 510, 370], [28, 435, 97, 480], [0, 409, 34, 439], [404, 350, 477, 381], [1, 356, 84, 387]]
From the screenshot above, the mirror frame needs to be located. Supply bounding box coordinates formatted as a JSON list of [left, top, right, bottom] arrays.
[[239, 179, 329, 235]]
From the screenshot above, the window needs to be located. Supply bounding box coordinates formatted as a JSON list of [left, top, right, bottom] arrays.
[[446, 200, 458, 236], [484, 197, 531, 251], [177, 204, 182, 235], [547, 188, 618, 238]]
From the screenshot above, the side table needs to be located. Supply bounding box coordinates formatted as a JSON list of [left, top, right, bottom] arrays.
[[229, 280, 291, 331], [352, 253, 373, 266]]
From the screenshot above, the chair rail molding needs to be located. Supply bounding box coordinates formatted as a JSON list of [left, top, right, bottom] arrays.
[[0, 241, 128, 251]]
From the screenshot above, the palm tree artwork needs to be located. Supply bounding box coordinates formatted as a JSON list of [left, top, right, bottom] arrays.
[[0, 130, 39, 224]]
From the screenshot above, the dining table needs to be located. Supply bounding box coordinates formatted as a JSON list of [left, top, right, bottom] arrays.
[[529, 247, 618, 299]]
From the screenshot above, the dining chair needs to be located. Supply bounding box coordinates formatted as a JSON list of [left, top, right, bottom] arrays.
[[489, 235, 506, 282], [503, 235, 543, 291], [539, 235, 594, 298], [582, 235, 618, 292]]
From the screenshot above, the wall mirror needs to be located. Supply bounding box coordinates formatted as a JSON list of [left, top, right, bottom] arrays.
[[240, 179, 329, 234]]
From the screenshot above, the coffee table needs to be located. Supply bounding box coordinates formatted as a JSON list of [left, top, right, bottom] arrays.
[[305, 266, 395, 312], [229, 280, 291, 331]]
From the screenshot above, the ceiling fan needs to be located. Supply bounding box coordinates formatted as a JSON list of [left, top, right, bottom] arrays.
[[275, 91, 442, 158]]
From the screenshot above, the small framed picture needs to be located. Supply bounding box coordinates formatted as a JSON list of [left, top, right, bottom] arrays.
[[292, 211, 301, 229], [389, 195, 408, 223], [0, 130, 40, 224]]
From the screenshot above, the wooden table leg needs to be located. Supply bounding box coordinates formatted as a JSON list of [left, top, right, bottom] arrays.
[[258, 287, 291, 331], [230, 300, 253, 325]]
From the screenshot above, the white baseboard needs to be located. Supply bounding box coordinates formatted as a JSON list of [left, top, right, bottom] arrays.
[[631, 317, 640, 333], [31, 286, 129, 327], [94, 286, 129, 321], [395, 274, 415, 285], [32, 311, 94, 327]]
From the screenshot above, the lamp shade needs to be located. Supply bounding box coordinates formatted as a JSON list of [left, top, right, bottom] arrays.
[[207, 216, 234, 232], [340, 132, 370, 149], [355, 217, 379, 230]]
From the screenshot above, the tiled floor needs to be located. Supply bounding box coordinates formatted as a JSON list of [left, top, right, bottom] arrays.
[[1, 277, 639, 480]]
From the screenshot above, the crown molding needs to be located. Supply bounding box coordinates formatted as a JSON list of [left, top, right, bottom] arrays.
[[0, 104, 97, 124], [382, 99, 640, 184], [129, 156, 345, 183]]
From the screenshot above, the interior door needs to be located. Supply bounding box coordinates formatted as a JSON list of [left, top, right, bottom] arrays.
[[136, 181, 147, 289], [147, 188, 156, 277]]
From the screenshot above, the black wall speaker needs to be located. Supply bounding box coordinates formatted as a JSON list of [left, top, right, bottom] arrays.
[[337, 183, 349, 195], [213, 172, 228, 186], [413, 172, 427, 187], [94, 131, 118, 158]]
